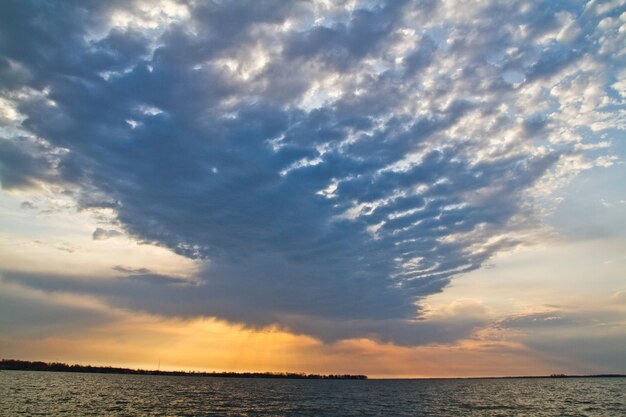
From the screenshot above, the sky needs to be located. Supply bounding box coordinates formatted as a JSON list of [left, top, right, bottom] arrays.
[[0, 0, 624, 378]]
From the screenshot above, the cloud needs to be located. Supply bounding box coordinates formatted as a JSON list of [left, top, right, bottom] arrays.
[[0, 279, 116, 338], [496, 307, 626, 372], [112, 265, 151, 274], [2, 269, 490, 345], [113, 265, 189, 285], [0, 0, 623, 344], [0, 137, 53, 190], [499, 312, 576, 329], [92, 228, 123, 241], [610, 290, 626, 304], [20, 201, 36, 210]]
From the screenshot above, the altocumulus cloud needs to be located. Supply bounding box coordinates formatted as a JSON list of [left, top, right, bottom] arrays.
[[0, 0, 623, 344]]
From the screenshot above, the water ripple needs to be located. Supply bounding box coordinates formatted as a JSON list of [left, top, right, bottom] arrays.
[[1, 371, 625, 416]]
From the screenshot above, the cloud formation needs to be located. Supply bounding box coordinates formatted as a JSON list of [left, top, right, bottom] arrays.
[[0, 0, 623, 344], [496, 305, 626, 371], [92, 228, 123, 240]]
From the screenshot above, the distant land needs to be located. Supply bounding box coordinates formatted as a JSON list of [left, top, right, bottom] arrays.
[[2, 359, 625, 380], [0, 359, 368, 380], [413, 374, 626, 380]]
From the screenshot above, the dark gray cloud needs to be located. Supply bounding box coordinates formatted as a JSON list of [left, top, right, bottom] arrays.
[[92, 228, 123, 240], [0, 137, 53, 190], [497, 308, 626, 372], [1, 269, 487, 345], [0, 0, 621, 344], [112, 265, 151, 274], [0, 282, 113, 338], [20, 201, 37, 210]]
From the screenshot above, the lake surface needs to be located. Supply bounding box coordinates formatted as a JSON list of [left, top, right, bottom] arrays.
[[1, 370, 625, 416]]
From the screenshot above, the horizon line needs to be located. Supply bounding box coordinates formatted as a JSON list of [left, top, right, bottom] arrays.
[[2, 358, 625, 380]]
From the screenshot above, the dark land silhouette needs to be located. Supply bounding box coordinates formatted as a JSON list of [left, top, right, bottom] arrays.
[[0, 359, 367, 379], [2, 359, 624, 380]]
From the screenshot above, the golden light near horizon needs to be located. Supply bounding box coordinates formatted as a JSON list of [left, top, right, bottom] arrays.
[[0, 309, 561, 379]]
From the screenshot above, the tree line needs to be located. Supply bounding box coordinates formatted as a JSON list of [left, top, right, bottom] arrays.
[[0, 359, 367, 379]]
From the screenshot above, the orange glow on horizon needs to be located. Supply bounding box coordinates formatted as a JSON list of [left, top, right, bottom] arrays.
[[0, 311, 571, 379]]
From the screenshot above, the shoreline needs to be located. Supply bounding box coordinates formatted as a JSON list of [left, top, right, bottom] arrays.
[[2, 360, 624, 380], [0, 359, 367, 380]]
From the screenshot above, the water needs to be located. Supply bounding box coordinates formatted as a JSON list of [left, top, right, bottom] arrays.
[[1, 371, 624, 416]]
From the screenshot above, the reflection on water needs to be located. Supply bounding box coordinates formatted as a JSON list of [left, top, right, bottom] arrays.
[[1, 370, 624, 416]]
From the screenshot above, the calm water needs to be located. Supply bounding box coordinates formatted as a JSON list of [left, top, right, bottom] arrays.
[[1, 371, 625, 416]]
